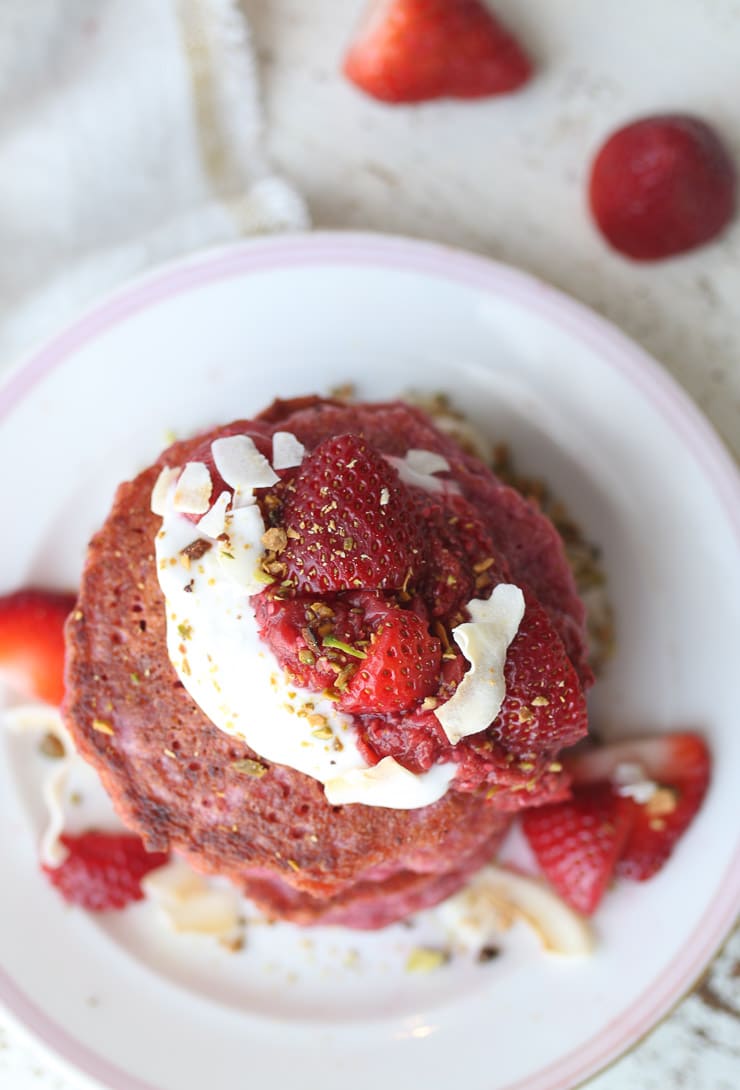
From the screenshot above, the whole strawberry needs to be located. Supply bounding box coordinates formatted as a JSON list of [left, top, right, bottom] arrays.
[[589, 115, 736, 260], [43, 832, 169, 911], [276, 434, 424, 594], [343, 0, 532, 103]]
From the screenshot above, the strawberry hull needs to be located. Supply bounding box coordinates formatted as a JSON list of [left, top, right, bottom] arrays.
[[63, 396, 591, 928]]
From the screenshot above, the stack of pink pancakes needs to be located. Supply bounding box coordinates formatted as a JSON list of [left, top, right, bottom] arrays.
[[63, 397, 591, 929]]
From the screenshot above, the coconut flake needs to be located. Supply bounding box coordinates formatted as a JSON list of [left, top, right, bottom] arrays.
[[406, 449, 450, 475], [272, 431, 305, 470], [439, 864, 593, 958], [386, 450, 457, 494], [211, 436, 278, 507], [151, 466, 180, 516], [197, 490, 231, 539], [217, 504, 267, 594], [173, 462, 213, 515], [613, 761, 660, 804], [40, 762, 70, 867], [434, 584, 525, 744], [142, 860, 243, 941], [324, 756, 456, 809]]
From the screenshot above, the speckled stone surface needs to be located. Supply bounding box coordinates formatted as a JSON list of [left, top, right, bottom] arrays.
[[2, 1, 739, 1086]]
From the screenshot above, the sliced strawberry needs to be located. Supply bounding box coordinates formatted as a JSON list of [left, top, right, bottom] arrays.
[[589, 115, 736, 260], [341, 608, 442, 713], [567, 732, 711, 881], [343, 0, 532, 104], [0, 589, 76, 705], [276, 434, 424, 594], [491, 592, 589, 757], [42, 832, 169, 911], [521, 783, 635, 915]]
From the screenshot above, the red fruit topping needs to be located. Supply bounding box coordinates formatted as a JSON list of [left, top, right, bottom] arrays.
[[277, 434, 424, 594], [341, 608, 442, 713], [343, 0, 532, 104], [0, 589, 76, 705], [491, 592, 588, 757], [254, 590, 388, 693], [589, 115, 737, 260], [42, 832, 170, 911], [521, 783, 634, 915], [567, 732, 711, 881]]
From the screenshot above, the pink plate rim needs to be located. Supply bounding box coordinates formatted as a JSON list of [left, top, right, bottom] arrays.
[[1, 230, 739, 1090]]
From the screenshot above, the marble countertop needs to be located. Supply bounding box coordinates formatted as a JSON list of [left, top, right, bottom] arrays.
[[1, 0, 739, 1086]]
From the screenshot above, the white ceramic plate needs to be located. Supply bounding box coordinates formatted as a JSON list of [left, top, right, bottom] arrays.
[[1, 233, 739, 1090]]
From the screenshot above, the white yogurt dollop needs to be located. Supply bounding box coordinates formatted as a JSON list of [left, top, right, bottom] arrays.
[[153, 451, 457, 809]]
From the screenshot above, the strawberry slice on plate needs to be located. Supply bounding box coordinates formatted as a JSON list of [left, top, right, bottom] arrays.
[[521, 782, 634, 915], [567, 732, 711, 881], [0, 589, 76, 705], [43, 832, 170, 911], [343, 0, 532, 103], [522, 733, 711, 912]]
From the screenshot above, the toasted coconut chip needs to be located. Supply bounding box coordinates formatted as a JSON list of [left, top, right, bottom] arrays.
[[2, 704, 72, 867], [142, 860, 243, 940], [151, 466, 180, 515], [434, 584, 525, 744], [173, 462, 213, 515], [406, 449, 450, 476], [2, 703, 73, 750], [197, 490, 231, 539], [40, 762, 70, 868], [217, 504, 267, 594], [272, 430, 306, 470], [211, 435, 279, 504], [439, 864, 593, 958], [613, 761, 660, 804], [385, 452, 458, 494]]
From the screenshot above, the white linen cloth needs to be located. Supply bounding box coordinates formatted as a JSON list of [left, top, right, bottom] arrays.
[[0, 0, 308, 367]]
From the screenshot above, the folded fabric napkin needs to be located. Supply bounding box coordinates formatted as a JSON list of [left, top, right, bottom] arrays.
[[0, 0, 308, 367]]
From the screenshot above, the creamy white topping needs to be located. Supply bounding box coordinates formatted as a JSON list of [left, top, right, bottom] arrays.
[[324, 756, 456, 808], [154, 446, 456, 810], [434, 584, 525, 744]]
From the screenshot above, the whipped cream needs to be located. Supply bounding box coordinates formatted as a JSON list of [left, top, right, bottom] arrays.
[[153, 445, 457, 810]]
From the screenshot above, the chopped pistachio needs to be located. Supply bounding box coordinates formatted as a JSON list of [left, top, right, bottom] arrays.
[[406, 947, 450, 973], [322, 635, 367, 659], [231, 758, 268, 778]]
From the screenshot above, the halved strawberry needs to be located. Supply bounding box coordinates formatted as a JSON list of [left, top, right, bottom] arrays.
[[566, 732, 711, 881], [343, 0, 532, 104], [341, 608, 442, 713], [521, 783, 635, 915], [276, 434, 424, 594], [0, 589, 76, 705], [42, 832, 170, 911]]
